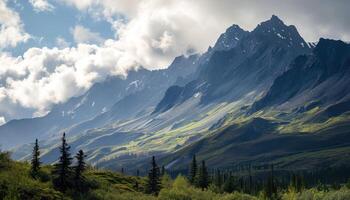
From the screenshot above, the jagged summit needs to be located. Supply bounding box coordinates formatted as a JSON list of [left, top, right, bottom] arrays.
[[270, 14, 284, 23], [253, 15, 309, 49], [213, 24, 248, 51]]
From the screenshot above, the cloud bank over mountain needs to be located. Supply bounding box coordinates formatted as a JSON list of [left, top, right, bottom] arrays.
[[0, 0, 349, 121]]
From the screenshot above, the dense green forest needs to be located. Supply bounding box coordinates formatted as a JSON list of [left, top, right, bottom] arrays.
[[1, 134, 350, 200]]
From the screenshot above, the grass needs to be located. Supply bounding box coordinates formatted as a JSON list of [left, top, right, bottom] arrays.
[[1, 152, 350, 200]]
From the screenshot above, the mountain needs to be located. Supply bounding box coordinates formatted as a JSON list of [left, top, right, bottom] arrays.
[[0, 54, 200, 149], [161, 38, 350, 171], [252, 38, 350, 112], [2, 16, 350, 172], [161, 117, 350, 170], [154, 15, 311, 113]]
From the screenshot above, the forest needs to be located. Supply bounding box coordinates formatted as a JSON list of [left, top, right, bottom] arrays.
[[0, 133, 349, 200]]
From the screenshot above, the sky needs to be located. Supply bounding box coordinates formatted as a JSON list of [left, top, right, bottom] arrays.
[[0, 0, 349, 124]]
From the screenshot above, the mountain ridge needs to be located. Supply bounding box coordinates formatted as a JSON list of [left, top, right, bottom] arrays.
[[2, 16, 350, 172]]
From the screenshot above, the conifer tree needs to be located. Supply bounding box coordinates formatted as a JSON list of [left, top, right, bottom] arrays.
[[196, 160, 209, 190], [248, 164, 253, 194], [264, 164, 277, 199], [30, 139, 41, 178], [146, 156, 161, 195], [74, 149, 86, 191], [290, 173, 304, 192], [214, 169, 223, 188], [52, 133, 73, 192], [223, 175, 236, 193], [189, 154, 198, 184]]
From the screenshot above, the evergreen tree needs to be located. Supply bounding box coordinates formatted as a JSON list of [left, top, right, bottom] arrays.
[[146, 156, 161, 195], [223, 176, 236, 193], [196, 160, 209, 190], [189, 154, 198, 184], [74, 149, 86, 191], [52, 133, 73, 192], [30, 139, 41, 178], [214, 169, 223, 188], [290, 173, 305, 192], [136, 169, 140, 176], [264, 164, 277, 199], [248, 164, 253, 194]]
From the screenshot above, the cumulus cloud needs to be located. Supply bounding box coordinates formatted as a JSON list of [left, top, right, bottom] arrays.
[[0, 0, 30, 49], [0, 40, 142, 117], [62, 0, 350, 42], [0, 0, 223, 120], [29, 0, 54, 12], [55, 37, 70, 49], [71, 25, 103, 44], [1, 0, 350, 121]]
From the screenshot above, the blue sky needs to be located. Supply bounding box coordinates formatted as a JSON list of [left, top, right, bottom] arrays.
[[7, 0, 114, 56]]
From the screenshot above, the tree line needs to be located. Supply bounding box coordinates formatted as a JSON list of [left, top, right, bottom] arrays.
[[30, 135, 350, 198]]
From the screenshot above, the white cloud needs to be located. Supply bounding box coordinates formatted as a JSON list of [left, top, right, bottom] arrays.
[[56, 37, 70, 48], [71, 25, 103, 44], [0, 0, 30, 49], [0, 116, 5, 125], [0, 0, 224, 119], [0, 41, 139, 116], [1, 0, 350, 120], [29, 0, 54, 12]]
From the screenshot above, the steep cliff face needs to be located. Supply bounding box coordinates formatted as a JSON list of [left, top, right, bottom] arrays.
[[252, 38, 350, 112]]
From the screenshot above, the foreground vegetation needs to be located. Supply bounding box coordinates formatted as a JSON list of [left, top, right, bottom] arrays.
[[1, 152, 350, 200], [1, 133, 350, 199]]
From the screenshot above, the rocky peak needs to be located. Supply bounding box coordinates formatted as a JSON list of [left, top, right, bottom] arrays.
[[253, 15, 309, 50], [213, 24, 248, 51]]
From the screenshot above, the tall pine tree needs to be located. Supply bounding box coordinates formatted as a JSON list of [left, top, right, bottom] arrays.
[[196, 160, 209, 190], [214, 169, 223, 188], [189, 154, 198, 184], [146, 156, 161, 195], [74, 149, 86, 191], [52, 133, 73, 192], [264, 164, 277, 199], [30, 139, 41, 178], [223, 175, 236, 193]]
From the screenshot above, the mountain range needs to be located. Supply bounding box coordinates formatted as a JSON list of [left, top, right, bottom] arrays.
[[1, 15, 350, 173]]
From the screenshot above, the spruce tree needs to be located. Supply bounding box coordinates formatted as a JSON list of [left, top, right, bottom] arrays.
[[196, 160, 209, 190], [189, 154, 198, 184], [30, 139, 41, 178], [214, 169, 223, 188], [146, 156, 161, 195], [264, 164, 277, 199], [74, 149, 86, 191], [52, 133, 73, 192], [223, 175, 236, 193], [248, 165, 253, 194]]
